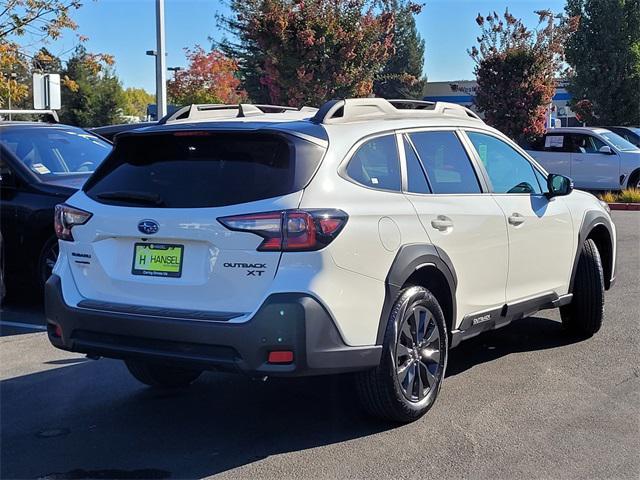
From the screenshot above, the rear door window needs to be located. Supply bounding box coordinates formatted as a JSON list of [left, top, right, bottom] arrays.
[[408, 131, 481, 194], [404, 137, 431, 194], [543, 134, 570, 152], [84, 131, 325, 208]]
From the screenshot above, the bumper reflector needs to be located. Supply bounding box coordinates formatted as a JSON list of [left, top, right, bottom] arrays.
[[268, 350, 294, 364]]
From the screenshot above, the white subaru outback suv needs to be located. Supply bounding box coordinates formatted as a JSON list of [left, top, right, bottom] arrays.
[[46, 99, 616, 422]]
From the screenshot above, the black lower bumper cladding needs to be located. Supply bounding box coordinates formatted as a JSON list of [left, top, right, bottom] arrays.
[[45, 275, 381, 376]]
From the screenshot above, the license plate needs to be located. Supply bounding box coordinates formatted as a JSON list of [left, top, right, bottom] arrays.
[[132, 243, 184, 278]]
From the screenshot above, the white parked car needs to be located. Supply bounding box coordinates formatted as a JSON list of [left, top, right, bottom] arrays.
[[45, 99, 616, 422], [527, 127, 640, 190]]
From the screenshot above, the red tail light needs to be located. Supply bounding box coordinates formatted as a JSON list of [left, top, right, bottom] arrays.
[[54, 204, 92, 241], [218, 209, 348, 252]]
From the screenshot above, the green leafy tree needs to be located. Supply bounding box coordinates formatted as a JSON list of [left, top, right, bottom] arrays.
[[59, 45, 124, 127], [374, 1, 426, 99], [469, 9, 577, 143], [565, 0, 640, 125], [218, 0, 401, 106], [122, 87, 154, 118]]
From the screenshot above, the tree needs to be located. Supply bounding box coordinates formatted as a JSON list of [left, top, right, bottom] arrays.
[[469, 10, 577, 142], [565, 0, 640, 126], [374, 1, 426, 99], [59, 45, 124, 127], [0, 0, 83, 107], [122, 87, 154, 118], [218, 0, 398, 106], [167, 46, 245, 105]]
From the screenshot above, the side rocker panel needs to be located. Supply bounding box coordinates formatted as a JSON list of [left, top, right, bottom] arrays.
[[376, 244, 457, 345]]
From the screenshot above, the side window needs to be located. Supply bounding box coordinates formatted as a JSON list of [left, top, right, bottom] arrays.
[[403, 137, 430, 194], [346, 135, 401, 191], [568, 134, 605, 153], [543, 134, 569, 152], [534, 168, 550, 194], [466, 132, 542, 194], [408, 131, 481, 194]]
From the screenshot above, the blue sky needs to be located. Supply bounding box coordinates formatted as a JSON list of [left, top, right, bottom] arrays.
[[31, 0, 566, 92]]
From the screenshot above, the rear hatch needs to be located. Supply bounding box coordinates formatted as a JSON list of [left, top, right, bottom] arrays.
[[63, 129, 325, 316]]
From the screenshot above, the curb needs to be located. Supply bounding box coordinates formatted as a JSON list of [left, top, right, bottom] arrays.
[[608, 203, 640, 211]]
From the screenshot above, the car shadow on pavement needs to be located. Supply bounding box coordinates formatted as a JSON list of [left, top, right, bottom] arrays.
[[1, 315, 584, 479], [446, 315, 583, 377], [1, 360, 389, 479]]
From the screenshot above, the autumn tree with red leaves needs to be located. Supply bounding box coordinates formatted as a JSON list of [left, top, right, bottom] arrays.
[[218, 0, 402, 106], [469, 9, 577, 143], [167, 46, 246, 106]]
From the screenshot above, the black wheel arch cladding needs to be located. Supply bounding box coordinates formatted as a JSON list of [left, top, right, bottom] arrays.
[[570, 210, 615, 292], [377, 244, 457, 345]]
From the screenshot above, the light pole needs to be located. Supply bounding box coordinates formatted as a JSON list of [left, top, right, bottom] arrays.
[[168, 66, 182, 80], [155, 0, 167, 119], [7, 72, 17, 120]]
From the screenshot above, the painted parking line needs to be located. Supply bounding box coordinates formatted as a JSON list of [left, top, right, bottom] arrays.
[[0, 321, 47, 331]]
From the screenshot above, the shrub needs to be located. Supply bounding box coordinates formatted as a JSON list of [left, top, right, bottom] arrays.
[[617, 188, 640, 204]]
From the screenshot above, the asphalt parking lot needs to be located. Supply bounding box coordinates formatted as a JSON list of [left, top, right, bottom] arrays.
[[1, 211, 638, 480]]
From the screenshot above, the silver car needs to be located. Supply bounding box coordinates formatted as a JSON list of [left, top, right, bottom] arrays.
[[527, 127, 640, 190]]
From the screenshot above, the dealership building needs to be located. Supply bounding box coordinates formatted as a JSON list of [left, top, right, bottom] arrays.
[[424, 80, 580, 127]]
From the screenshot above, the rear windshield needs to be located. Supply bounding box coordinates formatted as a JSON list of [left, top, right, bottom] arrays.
[[84, 131, 325, 208], [0, 126, 111, 177]]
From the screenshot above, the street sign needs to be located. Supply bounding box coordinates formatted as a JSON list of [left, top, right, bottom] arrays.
[[33, 73, 61, 110]]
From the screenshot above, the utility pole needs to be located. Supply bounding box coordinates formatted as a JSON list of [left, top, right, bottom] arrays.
[[155, 0, 167, 118], [7, 72, 17, 120]]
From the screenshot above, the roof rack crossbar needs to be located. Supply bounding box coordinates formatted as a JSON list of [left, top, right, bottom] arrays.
[[311, 98, 483, 124], [158, 103, 317, 124]]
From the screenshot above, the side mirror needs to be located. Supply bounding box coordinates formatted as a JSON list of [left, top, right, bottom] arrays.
[[598, 145, 613, 154], [547, 173, 574, 198]]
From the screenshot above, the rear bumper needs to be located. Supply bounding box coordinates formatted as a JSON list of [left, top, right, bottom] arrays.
[[45, 275, 381, 376]]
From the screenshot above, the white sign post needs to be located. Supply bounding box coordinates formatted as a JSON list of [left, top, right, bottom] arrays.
[[33, 73, 61, 110]]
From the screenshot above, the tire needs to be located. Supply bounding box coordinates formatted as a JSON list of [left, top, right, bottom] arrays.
[[36, 235, 58, 291], [560, 238, 605, 337], [628, 170, 640, 190], [125, 359, 202, 388], [356, 286, 448, 423]]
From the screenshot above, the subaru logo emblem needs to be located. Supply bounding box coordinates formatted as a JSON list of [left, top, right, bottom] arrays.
[[138, 220, 159, 235]]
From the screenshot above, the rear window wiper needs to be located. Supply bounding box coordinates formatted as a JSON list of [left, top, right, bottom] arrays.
[[96, 191, 165, 206]]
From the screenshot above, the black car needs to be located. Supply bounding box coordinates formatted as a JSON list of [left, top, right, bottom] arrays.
[[0, 122, 111, 291], [90, 121, 157, 142], [605, 127, 640, 148]]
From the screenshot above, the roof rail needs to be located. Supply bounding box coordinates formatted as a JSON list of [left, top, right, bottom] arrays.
[[158, 103, 316, 124], [311, 98, 482, 124], [0, 109, 59, 123]]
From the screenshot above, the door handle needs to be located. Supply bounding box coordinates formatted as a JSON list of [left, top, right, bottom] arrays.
[[508, 213, 525, 226], [431, 216, 453, 231]]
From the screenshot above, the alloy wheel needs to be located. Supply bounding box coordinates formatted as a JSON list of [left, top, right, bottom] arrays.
[[395, 305, 442, 402]]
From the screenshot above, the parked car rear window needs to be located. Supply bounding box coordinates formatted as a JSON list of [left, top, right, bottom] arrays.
[[408, 131, 481, 194], [0, 126, 111, 177], [84, 131, 325, 208]]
